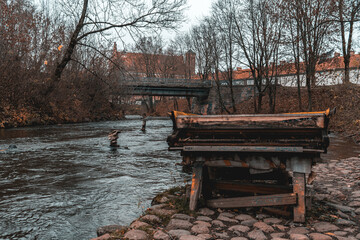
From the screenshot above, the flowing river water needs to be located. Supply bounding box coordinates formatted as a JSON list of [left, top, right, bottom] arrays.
[[0, 117, 359, 240], [0, 116, 190, 239]]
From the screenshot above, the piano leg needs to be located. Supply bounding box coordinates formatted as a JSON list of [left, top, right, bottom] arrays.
[[189, 162, 203, 211], [293, 172, 306, 222]]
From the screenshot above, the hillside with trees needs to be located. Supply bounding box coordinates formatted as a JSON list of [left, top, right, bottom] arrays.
[[0, 0, 186, 127]]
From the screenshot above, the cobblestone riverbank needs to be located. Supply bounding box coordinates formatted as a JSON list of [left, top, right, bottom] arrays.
[[92, 156, 360, 240]]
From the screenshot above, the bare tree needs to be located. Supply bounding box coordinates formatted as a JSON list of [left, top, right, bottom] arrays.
[[188, 24, 213, 81], [186, 17, 230, 113], [233, 0, 283, 113], [134, 36, 163, 78], [282, 4, 304, 111], [213, 0, 237, 113], [284, 0, 336, 111], [206, 18, 231, 114], [170, 34, 193, 110], [133, 36, 164, 112], [335, 0, 360, 84], [0, 0, 159, 124], [158, 48, 178, 79], [0, 0, 65, 110], [46, 0, 186, 96], [170, 34, 193, 78]]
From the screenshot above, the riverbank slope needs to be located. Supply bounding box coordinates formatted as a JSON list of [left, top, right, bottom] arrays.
[[0, 103, 123, 128]]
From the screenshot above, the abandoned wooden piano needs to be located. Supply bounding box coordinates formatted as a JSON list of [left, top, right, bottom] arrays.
[[167, 109, 333, 222]]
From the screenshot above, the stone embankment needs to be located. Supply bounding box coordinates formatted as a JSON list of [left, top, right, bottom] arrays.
[[92, 156, 360, 240]]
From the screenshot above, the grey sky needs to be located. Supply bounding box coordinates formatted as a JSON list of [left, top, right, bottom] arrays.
[[161, 0, 214, 41], [180, 0, 214, 32]]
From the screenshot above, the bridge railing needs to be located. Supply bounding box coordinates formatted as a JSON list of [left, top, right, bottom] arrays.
[[124, 77, 212, 88]]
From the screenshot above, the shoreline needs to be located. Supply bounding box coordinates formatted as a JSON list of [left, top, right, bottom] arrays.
[[92, 157, 360, 240], [1, 115, 359, 146], [0, 113, 124, 129]]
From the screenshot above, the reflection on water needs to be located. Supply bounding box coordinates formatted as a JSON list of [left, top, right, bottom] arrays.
[[0, 117, 190, 240]]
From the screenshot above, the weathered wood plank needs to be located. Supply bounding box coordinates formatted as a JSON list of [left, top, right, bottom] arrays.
[[204, 160, 249, 168], [207, 193, 297, 208], [263, 207, 292, 217], [183, 146, 305, 153], [177, 114, 325, 121], [293, 172, 306, 223], [212, 181, 292, 195], [189, 163, 203, 211], [176, 114, 326, 129], [172, 143, 324, 150], [181, 128, 322, 134], [177, 138, 322, 144]]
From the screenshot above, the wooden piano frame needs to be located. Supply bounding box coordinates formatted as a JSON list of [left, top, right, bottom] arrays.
[[168, 110, 332, 222]]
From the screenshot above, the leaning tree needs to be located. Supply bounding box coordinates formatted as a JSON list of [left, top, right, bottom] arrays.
[[46, 0, 187, 96]]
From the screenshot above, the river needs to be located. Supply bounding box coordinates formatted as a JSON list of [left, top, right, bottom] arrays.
[[0, 117, 359, 240], [0, 116, 190, 240]]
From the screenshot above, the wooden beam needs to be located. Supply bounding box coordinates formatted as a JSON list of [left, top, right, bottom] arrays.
[[212, 181, 292, 195], [189, 163, 203, 211], [263, 207, 292, 217], [207, 193, 297, 208], [293, 172, 306, 222], [183, 146, 305, 153], [176, 138, 321, 143], [204, 160, 249, 168], [176, 114, 326, 129]]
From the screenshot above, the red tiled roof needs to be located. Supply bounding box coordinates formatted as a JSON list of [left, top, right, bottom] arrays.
[[231, 53, 360, 80], [112, 50, 196, 78]]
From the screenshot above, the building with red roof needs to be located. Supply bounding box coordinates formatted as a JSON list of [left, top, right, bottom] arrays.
[[111, 43, 196, 79], [229, 52, 360, 86]]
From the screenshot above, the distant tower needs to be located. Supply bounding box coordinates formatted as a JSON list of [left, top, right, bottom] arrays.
[[113, 42, 118, 57], [185, 50, 196, 78]]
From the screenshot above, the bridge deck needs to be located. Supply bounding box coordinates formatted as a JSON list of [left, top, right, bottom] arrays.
[[124, 77, 212, 88], [124, 77, 211, 97]]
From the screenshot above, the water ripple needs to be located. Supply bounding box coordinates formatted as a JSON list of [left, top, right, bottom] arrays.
[[0, 118, 189, 239]]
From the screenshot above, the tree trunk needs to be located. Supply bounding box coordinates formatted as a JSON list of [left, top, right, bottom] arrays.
[[310, 72, 316, 87], [294, 40, 302, 111], [148, 96, 154, 113], [268, 84, 276, 114], [253, 86, 258, 113], [47, 0, 88, 96], [257, 92, 263, 113], [272, 85, 276, 113], [296, 67, 302, 111], [230, 83, 236, 113], [227, 67, 236, 113], [343, 55, 350, 84], [173, 97, 178, 110], [254, 76, 263, 113], [306, 75, 312, 111], [338, 0, 353, 85], [215, 81, 230, 114], [186, 97, 192, 112], [228, 36, 236, 113]]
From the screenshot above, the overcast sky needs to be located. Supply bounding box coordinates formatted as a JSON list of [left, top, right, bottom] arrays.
[[161, 0, 214, 41], [181, 0, 214, 32]]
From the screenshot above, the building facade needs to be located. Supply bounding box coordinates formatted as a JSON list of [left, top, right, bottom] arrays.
[[112, 43, 196, 80]]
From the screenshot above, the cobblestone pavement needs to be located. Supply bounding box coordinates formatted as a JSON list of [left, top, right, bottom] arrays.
[[93, 157, 360, 240]]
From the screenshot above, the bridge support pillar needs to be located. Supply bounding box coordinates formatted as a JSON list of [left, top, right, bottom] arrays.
[[148, 96, 154, 113]]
